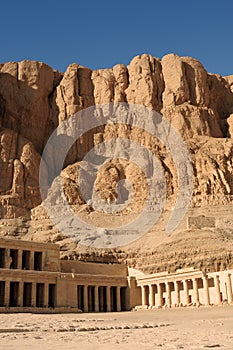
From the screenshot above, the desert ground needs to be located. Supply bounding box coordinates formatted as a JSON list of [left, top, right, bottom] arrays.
[[0, 305, 232, 350]]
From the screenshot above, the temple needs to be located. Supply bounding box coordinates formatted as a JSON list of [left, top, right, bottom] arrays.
[[135, 267, 233, 308], [0, 238, 130, 312], [0, 238, 232, 312]]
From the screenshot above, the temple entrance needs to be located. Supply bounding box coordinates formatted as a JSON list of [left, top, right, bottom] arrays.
[[88, 286, 95, 312], [22, 251, 30, 270], [0, 248, 5, 268], [111, 287, 117, 312], [0, 281, 5, 306], [98, 286, 107, 312], [36, 283, 44, 307], [34, 252, 42, 271], [48, 284, 56, 308], [161, 283, 166, 306], [102, 287, 107, 312], [77, 285, 84, 311], [10, 282, 19, 306], [23, 283, 32, 307], [187, 280, 192, 304], [10, 250, 18, 269], [120, 287, 127, 311]]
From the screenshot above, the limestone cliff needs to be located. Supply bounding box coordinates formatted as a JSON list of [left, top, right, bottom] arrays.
[[1, 54, 233, 272]]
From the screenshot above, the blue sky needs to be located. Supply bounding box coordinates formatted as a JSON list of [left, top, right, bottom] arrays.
[[1, 0, 233, 75]]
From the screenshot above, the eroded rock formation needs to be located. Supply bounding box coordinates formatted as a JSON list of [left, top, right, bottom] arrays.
[[1, 53, 233, 271], [1, 54, 233, 219]]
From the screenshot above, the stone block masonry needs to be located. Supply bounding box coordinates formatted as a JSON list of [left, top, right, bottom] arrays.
[[0, 238, 130, 313], [187, 215, 216, 229], [0, 238, 232, 313], [135, 267, 233, 309]]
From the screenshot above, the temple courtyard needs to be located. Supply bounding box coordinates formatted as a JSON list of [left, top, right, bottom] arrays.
[[0, 305, 232, 349]]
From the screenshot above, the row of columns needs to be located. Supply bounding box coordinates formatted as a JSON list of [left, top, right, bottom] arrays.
[[1, 280, 124, 311], [81, 285, 122, 312], [2, 248, 40, 270], [141, 274, 233, 308], [2, 280, 51, 307]]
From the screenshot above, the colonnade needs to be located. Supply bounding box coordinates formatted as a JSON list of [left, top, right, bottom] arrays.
[[0, 239, 128, 313], [78, 285, 122, 312], [140, 274, 233, 308], [0, 279, 55, 308], [0, 247, 42, 270]]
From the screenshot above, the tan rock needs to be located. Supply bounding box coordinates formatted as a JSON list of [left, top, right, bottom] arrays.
[[126, 54, 163, 111], [162, 53, 189, 106], [0, 128, 43, 218], [224, 75, 233, 92], [0, 60, 56, 153], [0, 53, 233, 233]]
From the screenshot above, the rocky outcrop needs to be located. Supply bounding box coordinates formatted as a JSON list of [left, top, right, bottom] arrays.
[[0, 128, 42, 218], [0, 54, 233, 258], [0, 60, 58, 153]]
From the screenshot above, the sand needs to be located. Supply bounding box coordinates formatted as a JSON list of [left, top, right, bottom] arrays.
[[0, 305, 232, 350]]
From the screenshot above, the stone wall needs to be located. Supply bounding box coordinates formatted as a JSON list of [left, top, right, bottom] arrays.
[[60, 260, 128, 276], [187, 215, 216, 229]]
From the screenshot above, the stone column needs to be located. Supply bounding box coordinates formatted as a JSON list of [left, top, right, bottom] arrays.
[[149, 285, 155, 307], [116, 286, 121, 312], [31, 282, 36, 307], [192, 278, 200, 305], [4, 249, 11, 269], [203, 277, 210, 306], [174, 281, 180, 306], [226, 274, 233, 304], [214, 275, 221, 305], [165, 282, 171, 307], [44, 283, 49, 307], [106, 286, 111, 312], [141, 285, 147, 306], [18, 281, 24, 307], [183, 280, 190, 305], [83, 285, 88, 312], [17, 250, 22, 270], [157, 283, 163, 307], [94, 285, 99, 312], [4, 280, 10, 306]]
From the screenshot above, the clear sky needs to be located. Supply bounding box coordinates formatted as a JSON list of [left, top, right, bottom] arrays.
[[1, 0, 232, 76]]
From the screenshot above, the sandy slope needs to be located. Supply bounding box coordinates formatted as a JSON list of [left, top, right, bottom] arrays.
[[0, 305, 232, 350]]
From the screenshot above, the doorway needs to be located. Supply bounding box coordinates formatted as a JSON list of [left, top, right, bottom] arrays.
[[10, 250, 18, 269], [34, 252, 42, 271], [36, 283, 44, 307], [22, 251, 30, 270], [48, 284, 56, 308], [10, 282, 19, 306], [23, 283, 32, 307]]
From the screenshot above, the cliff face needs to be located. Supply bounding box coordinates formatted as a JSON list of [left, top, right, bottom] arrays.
[[1, 53, 233, 219], [1, 54, 233, 271]]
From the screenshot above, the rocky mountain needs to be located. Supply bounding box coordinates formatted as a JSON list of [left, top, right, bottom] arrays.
[[1, 53, 233, 272]]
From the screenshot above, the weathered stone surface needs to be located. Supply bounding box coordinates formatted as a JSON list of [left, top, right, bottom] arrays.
[[0, 61, 58, 153], [183, 137, 233, 209], [0, 54, 233, 219], [126, 54, 163, 110], [0, 128, 43, 218], [0, 54, 233, 271], [224, 75, 233, 92], [187, 215, 216, 229]]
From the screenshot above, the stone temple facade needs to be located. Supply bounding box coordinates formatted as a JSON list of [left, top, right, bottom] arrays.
[[0, 238, 232, 313], [135, 267, 233, 309], [0, 238, 130, 312]]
